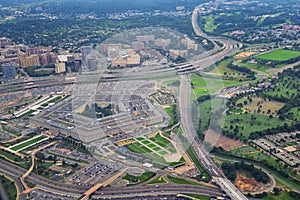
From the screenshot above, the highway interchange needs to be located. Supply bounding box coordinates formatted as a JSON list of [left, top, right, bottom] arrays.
[[0, 3, 247, 200]]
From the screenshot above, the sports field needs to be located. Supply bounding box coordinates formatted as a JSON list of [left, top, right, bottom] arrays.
[[256, 50, 300, 61]]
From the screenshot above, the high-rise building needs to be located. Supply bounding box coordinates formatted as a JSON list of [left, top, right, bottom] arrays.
[[18, 53, 40, 67], [40, 53, 51, 66], [26, 54, 40, 67], [136, 35, 155, 44], [132, 42, 145, 50], [0, 37, 12, 48], [26, 47, 42, 56], [154, 38, 171, 50], [81, 46, 92, 61], [55, 62, 66, 74]]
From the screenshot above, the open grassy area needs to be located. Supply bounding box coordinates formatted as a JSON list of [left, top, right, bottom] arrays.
[[10, 135, 47, 151], [222, 113, 290, 140], [265, 78, 298, 100], [236, 97, 285, 115], [211, 58, 240, 75], [237, 61, 271, 72], [0, 149, 24, 162], [147, 175, 167, 185], [229, 146, 277, 166], [191, 74, 243, 88], [191, 74, 243, 98], [182, 193, 211, 200], [127, 133, 178, 165], [186, 146, 211, 182], [198, 98, 227, 133], [127, 142, 152, 154], [164, 104, 177, 127], [262, 191, 297, 200], [0, 174, 17, 200], [285, 107, 300, 121], [256, 50, 300, 61], [123, 172, 156, 186], [167, 175, 202, 186], [1, 124, 21, 136], [204, 14, 219, 33]]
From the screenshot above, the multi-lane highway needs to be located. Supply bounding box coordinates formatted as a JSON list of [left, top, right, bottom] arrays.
[[0, 3, 247, 200], [177, 4, 248, 200], [0, 159, 224, 199]]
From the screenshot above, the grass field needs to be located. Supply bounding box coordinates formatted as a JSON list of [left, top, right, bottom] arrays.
[[198, 98, 227, 133], [265, 78, 298, 99], [222, 113, 290, 139], [211, 58, 240, 75], [204, 14, 219, 33], [10, 135, 47, 151], [164, 104, 177, 126], [191, 74, 243, 98], [167, 175, 202, 186], [256, 50, 300, 61], [147, 175, 167, 185], [285, 107, 300, 121], [263, 191, 297, 200], [229, 146, 277, 166], [182, 194, 211, 200], [123, 172, 156, 186], [0, 174, 17, 200], [1, 124, 21, 136], [127, 133, 178, 165], [236, 97, 285, 115]]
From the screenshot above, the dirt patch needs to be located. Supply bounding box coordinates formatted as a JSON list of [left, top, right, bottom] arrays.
[[238, 97, 284, 115], [204, 129, 246, 151], [234, 52, 256, 59], [235, 172, 260, 192]]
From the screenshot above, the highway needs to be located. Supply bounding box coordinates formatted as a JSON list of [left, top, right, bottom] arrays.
[[176, 4, 248, 200], [0, 158, 225, 199], [0, 3, 247, 200]]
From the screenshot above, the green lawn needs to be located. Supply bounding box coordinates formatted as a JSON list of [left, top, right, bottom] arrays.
[[10, 135, 47, 151], [123, 172, 156, 186], [186, 146, 211, 182], [263, 191, 297, 200], [164, 104, 177, 126], [266, 81, 298, 100], [222, 113, 290, 139], [141, 140, 151, 145], [229, 146, 277, 166], [0, 174, 17, 200], [198, 98, 228, 133], [211, 58, 239, 75], [0, 149, 24, 162], [1, 124, 21, 136], [204, 14, 219, 33], [127, 142, 152, 154], [191, 74, 243, 98], [149, 133, 170, 148], [285, 107, 300, 121], [256, 50, 300, 61], [147, 143, 156, 148], [147, 175, 167, 185], [167, 175, 202, 186], [182, 194, 211, 200]]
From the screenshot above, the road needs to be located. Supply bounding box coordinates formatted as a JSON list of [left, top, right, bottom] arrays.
[[0, 158, 225, 199], [177, 4, 248, 200]]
